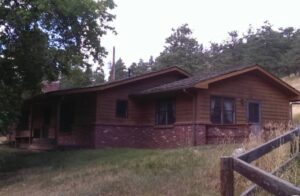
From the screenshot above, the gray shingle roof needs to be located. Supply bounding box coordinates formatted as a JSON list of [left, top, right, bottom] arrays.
[[135, 64, 257, 95]]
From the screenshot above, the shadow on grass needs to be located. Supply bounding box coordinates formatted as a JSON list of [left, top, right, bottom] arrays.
[[0, 145, 156, 189]]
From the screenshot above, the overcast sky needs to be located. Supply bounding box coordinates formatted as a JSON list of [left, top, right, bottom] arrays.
[[101, 0, 300, 75]]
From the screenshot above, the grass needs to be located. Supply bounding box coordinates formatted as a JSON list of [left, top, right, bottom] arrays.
[[0, 125, 298, 196], [0, 144, 237, 196], [0, 122, 299, 195]]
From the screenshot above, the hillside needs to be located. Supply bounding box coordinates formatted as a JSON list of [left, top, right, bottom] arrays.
[[284, 75, 300, 91], [284, 75, 300, 123]]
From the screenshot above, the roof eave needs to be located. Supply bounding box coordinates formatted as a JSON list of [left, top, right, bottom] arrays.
[[193, 65, 300, 97], [42, 66, 191, 96]]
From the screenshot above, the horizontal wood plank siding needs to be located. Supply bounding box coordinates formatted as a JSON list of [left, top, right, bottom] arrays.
[[196, 72, 290, 124], [96, 73, 187, 124]]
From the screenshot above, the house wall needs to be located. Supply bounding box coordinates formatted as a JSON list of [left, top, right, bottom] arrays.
[[94, 73, 192, 148], [26, 70, 293, 149], [94, 71, 292, 148], [95, 72, 188, 125], [196, 72, 291, 124], [196, 72, 291, 143]]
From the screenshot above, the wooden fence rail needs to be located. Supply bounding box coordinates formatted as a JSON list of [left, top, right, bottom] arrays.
[[220, 127, 300, 196]]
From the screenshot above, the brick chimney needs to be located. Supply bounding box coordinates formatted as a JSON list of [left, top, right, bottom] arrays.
[[41, 81, 60, 93]]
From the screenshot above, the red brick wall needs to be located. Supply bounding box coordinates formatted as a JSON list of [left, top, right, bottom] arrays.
[[206, 125, 250, 144], [94, 124, 200, 148], [93, 123, 248, 148], [57, 125, 94, 148]]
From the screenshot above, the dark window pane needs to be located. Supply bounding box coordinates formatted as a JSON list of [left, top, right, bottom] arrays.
[[116, 100, 128, 118], [223, 98, 234, 124], [156, 99, 175, 125], [18, 108, 30, 130], [211, 97, 222, 124], [248, 102, 260, 123], [44, 107, 52, 125], [60, 100, 74, 132]]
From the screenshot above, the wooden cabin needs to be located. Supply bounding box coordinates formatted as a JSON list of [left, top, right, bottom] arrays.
[[9, 65, 300, 149]]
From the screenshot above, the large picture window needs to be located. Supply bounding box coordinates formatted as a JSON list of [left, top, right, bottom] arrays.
[[248, 101, 261, 123], [155, 99, 175, 125], [210, 96, 235, 124]]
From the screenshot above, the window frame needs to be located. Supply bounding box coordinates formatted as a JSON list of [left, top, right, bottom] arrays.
[[247, 100, 261, 124], [155, 98, 176, 125], [210, 96, 236, 125], [115, 99, 128, 118]]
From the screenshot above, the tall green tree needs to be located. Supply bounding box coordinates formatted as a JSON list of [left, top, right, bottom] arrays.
[[109, 58, 128, 80], [92, 67, 106, 84], [155, 24, 206, 73], [279, 32, 300, 75], [60, 66, 91, 89], [205, 22, 298, 76], [0, 0, 115, 133], [129, 58, 151, 76]]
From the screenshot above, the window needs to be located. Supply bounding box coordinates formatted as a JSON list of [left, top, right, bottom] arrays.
[[44, 107, 52, 125], [116, 100, 128, 118], [155, 99, 175, 125], [18, 108, 30, 130], [210, 96, 235, 124], [248, 102, 261, 123], [60, 100, 74, 132]]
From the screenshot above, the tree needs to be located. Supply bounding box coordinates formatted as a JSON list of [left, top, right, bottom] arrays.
[[92, 67, 106, 84], [60, 66, 91, 89], [0, 0, 115, 133], [205, 22, 297, 76], [129, 58, 151, 76], [109, 58, 127, 80], [155, 24, 206, 73], [279, 32, 300, 75]]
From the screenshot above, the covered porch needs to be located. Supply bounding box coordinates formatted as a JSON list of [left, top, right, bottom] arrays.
[[8, 92, 96, 150]]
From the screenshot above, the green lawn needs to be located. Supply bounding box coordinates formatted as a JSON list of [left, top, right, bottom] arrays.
[[0, 145, 237, 196]]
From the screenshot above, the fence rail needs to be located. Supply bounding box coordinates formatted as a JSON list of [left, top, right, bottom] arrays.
[[220, 127, 300, 196]]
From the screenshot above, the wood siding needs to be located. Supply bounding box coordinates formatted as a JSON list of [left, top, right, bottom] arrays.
[[96, 73, 187, 125], [196, 72, 291, 124]]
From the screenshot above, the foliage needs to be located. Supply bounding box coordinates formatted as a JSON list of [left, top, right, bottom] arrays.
[[129, 57, 153, 76], [60, 66, 89, 89], [60, 65, 105, 89], [154, 24, 207, 73], [108, 58, 128, 80], [0, 0, 115, 133], [154, 22, 300, 76], [92, 67, 106, 84]]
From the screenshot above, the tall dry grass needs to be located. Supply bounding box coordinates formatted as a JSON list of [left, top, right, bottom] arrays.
[[231, 122, 299, 195]]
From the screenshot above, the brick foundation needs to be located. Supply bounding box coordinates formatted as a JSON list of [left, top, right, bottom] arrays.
[[11, 123, 251, 149], [206, 125, 250, 144], [57, 125, 94, 148], [94, 124, 207, 148]]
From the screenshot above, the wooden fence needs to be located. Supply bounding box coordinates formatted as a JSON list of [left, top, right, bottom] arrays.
[[220, 127, 300, 196]]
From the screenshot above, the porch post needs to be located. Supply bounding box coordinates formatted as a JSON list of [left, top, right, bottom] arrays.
[[55, 98, 62, 143], [29, 103, 33, 144]]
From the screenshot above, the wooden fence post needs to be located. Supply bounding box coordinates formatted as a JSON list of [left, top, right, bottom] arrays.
[[220, 156, 234, 196]]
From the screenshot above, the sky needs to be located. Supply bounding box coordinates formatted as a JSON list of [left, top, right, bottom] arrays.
[[101, 0, 300, 75]]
